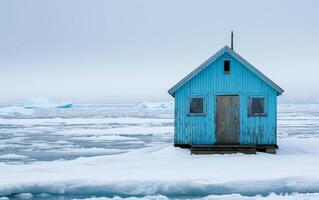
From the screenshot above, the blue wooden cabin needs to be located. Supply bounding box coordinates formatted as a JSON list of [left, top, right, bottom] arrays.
[[168, 46, 284, 154]]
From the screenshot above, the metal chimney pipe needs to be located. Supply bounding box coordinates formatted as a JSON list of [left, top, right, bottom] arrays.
[[231, 31, 234, 50]]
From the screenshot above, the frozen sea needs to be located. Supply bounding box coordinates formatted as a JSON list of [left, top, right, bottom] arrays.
[[1, 103, 319, 199], [0, 103, 173, 164]]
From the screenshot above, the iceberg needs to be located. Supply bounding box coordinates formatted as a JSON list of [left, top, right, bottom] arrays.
[[135, 101, 173, 110], [57, 102, 73, 108], [24, 98, 72, 109]]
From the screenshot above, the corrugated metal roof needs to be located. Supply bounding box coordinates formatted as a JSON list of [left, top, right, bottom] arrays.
[[168, 45, 284, 96]]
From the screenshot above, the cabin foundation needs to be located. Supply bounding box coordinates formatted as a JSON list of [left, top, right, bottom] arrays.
[[175, 144, 277, 154]]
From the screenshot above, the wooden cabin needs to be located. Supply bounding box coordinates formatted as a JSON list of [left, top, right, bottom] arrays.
[[168, 45, 284, 154]]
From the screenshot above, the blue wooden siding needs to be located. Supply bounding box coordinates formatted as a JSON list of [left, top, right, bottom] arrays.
[[174, 52, 277, 145]]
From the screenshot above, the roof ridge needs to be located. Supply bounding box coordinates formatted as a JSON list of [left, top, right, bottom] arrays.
[[168, 46, 284, 96]]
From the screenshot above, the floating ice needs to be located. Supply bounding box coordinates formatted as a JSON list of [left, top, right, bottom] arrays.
[[0, 106, 33, 115], [74, 195, 169, 200], [135, 101, 173, 110], [57, 102, 73, 108], [0, 154, 29, 160], [0, 103, 318, 199], [23, 98, 72, 109], [14, 193, 33, 199]]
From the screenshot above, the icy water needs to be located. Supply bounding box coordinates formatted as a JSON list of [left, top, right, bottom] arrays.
[[1, 103, 319, 200], [5, 195, 215, 200], [1, 103, 319, 164], [0, 103, 173, 164]]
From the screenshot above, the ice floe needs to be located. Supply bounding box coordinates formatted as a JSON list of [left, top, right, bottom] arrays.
[[23, 98, 72, 109], [0, 154, 29, 160], [0, 103, 319, 199], [135, 101, 173, 110], [0, 105, 33, 115]]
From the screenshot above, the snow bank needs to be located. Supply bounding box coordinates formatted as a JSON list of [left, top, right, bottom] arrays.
[[1, 138, 319, 197], [203, 193, 319, 200], [23, 98, 72, 109], [74, 193, 319, 200]]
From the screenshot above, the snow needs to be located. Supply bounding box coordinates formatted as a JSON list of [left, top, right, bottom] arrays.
[[74, 193, 319, 200], [135, 101, 173, 110], [48, 147, 128, 154], [0, 103, 319, 199], [73, 135, 139, 141], [1, 138, 319, 198], [75, 195, 169, 200], [0, 154, 29, 160], [30, 142, 56, 150], [0, 117, 172, 126], [0, 105, 33, 115], [13, 193, 33, 199], [23, 98, 72, 109], [56, 126, 173, 136], [203, 193, 319, 200]]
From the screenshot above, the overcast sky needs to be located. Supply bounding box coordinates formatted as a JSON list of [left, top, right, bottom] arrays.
[[0, 0, 318, 104]]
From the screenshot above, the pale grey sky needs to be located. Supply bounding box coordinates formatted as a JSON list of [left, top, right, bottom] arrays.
[[0, 0, 318, 103]]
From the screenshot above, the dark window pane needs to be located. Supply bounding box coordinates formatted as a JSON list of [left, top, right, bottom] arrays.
[[250, 98, 265, 115], [224, 60, 230, 73], [190, 98, 204, 114]]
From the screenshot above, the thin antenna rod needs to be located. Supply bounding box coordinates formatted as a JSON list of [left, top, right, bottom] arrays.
[[231, 31, 234, 50]]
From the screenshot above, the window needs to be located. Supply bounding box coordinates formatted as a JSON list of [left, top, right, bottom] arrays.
[[189, 97, 204, 115], [249, 97, 266, 116], [224, 60, 230, 73]]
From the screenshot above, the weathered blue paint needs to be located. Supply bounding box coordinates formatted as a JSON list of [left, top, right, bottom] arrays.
[[169, 46, 283, 146]]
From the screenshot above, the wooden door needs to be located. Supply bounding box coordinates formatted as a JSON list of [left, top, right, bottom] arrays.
[[216, 95, 240, 144]]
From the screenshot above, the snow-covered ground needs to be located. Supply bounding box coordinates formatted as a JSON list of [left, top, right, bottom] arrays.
[[0, 103, 319, 199]]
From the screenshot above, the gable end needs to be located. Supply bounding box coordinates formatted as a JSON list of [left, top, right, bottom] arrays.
[[168, 46, 284, 97]]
